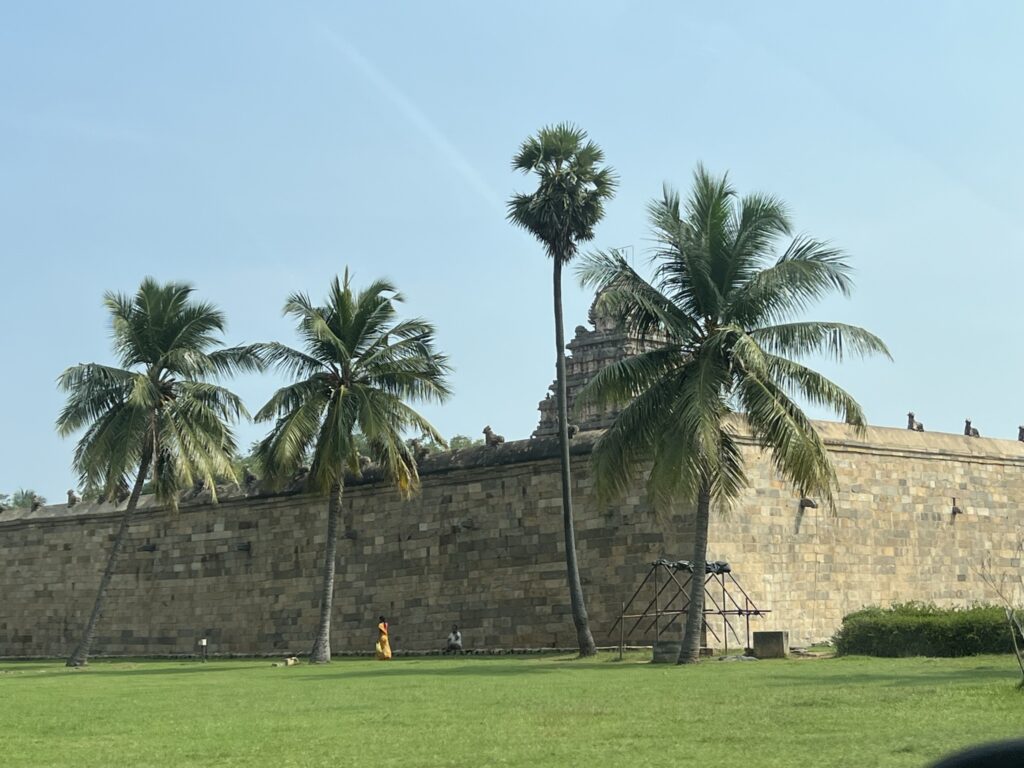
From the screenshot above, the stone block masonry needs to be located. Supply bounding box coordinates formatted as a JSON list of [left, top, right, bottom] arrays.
[[1, 423, 1022, 657]]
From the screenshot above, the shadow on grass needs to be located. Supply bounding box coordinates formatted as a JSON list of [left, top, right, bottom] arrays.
[[6, 655, 1014, 687], [0, 663, 64, 674], [759, 666, 1017, 688], [0, 656, 636, 681], [0, 662, 267, 680], [288, 655, 666, 681]]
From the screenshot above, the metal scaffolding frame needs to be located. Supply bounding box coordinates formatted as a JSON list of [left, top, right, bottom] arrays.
[[610, 559, 770, 654]]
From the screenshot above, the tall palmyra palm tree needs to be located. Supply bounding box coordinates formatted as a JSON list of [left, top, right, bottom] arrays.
[[577, 167, 890, 663], [57, 279, 263, 666], [255, 271, 451, 663], [507, 123, 617, 657]]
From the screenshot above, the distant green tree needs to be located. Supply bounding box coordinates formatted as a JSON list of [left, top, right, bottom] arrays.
[[406, 436, 445, 457], [12, 489, 45, 508], [508, 123, 616, 657], [219, 441, 263, 487], [448, 434, 483, 451], [56, 278, 262, 666], [255, 271, 452, 663], [577, 167, 889, 663]]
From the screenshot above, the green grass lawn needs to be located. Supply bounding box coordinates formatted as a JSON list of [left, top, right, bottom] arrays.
[[1, 653, 1021, 767]]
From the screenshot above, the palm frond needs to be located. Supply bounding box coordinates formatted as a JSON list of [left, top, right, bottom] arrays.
[[55, 364, 136, 436], [577, 249, 700, 343], [284, 292, 351, 369], [207, 344, 268, 377], [258, 342, 327, 380], [72, 403, 150, 496], [255, 387, 330, 491], [163, 300, 227, 358], [574, 346, 683, 414], [736, 372, 839, 511], [750, 322, 892, 362], [726, 237, 854, 326], [710, 425, 747, 504], [175, 380, 250, 424], [763, 354, 867, 429], [306, 390, 358, 493], [644, 350, 733, 510], [647, 186, 718, 320], [724, 191, 791, 293]]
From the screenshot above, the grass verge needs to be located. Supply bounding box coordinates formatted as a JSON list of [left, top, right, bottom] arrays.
[[1, 652, 1020, 767]]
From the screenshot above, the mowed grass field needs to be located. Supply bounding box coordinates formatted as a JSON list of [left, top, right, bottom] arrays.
[[1, 653, 1021, 767]]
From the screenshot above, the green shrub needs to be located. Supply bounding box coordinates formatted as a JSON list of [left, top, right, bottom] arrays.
[[833, 602, 1014, 657]]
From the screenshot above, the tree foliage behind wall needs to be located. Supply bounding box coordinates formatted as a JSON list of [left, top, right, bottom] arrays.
[[0, 489, 46, 509]]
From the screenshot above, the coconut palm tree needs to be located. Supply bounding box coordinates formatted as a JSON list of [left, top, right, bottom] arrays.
[[577, 167, 890, 663], [56, 278, 263, 666], [507, 123, 617, 656], [254, 271, 451, 663]]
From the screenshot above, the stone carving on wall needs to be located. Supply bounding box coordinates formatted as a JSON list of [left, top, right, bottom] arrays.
[[483, 426, 505, 447]]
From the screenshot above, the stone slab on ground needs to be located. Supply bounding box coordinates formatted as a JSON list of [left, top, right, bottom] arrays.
[[753, 631, 789, 659]]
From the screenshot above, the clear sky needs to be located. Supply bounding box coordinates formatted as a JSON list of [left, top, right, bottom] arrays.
[[2, 1, 1023, 503]]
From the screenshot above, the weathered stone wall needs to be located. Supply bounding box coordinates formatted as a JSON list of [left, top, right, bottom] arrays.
[[0, 436, 690, 657], [1, 424, 1021, 657], [708, 423, 1024, 647]]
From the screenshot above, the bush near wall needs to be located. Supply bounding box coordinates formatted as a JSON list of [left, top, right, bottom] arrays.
[[833, 603, 1014, 657]]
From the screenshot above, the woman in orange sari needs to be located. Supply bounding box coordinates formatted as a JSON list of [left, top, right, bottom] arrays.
[[375, 615, 392, 660]]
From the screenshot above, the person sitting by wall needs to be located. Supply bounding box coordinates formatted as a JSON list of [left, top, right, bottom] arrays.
[[445, 624, 463, 654]]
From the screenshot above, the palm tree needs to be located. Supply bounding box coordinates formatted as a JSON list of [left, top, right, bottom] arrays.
[[577, 167, 890, 663], [56, 278, 263, 666], [507, 123, 617, 657], [255, 271, 451, 663]]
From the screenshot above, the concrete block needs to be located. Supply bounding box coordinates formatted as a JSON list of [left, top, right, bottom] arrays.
[[752, 631, 789, 659]]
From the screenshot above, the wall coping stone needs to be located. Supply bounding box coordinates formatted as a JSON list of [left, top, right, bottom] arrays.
[[5, 419, 1023, 529]]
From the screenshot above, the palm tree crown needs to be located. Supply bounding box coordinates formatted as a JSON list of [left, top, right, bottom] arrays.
[[255, 270, 452, 494], [507, 122, 618, 261], [580, 166, 890, 512], [57, 278, 262, 504], [577, 167, 889, 664]]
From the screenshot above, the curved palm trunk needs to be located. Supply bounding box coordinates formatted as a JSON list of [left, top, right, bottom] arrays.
[[678, 484, 711, 664], [309, 481, 343, 663], [66, 447, 153, 667], [553, 258, 597, 657]]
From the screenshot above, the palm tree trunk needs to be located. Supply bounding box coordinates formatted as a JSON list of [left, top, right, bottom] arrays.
[[309, 480, 343, 663], [553, 257, 597, 657], [66, 446, 153, 667], [678, 483, 712, 664]]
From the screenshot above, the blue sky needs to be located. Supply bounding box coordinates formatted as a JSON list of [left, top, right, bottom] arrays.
[[2, 1, 1023, 502]]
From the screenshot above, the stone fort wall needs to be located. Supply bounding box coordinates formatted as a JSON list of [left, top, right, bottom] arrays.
[[1, 423, 1022, 658]]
